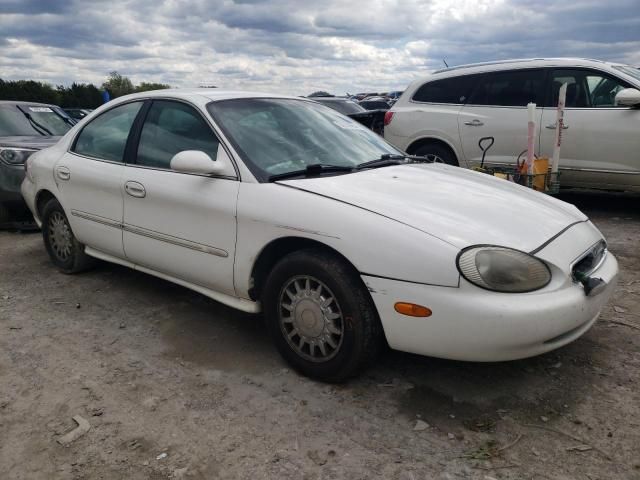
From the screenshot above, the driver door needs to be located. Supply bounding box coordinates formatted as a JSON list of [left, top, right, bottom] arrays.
[[538, 68, 640, 189], [122, 99, 239, 296]]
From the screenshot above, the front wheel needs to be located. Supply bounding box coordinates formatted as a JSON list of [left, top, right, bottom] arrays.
[[42, 198, 95, 273], [413, 143, 458, 166], [263, 248, 383, 382]]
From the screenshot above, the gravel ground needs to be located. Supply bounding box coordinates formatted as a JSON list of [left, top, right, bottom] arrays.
[[1, 191, 639, 480]]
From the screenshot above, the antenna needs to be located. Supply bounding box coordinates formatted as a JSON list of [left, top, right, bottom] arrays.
[[443, 58, 449, 68]]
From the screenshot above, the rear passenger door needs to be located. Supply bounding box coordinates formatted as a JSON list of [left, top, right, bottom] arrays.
[[458, 69, 546, 167], [57, 101, 143, 258], [538, 68, 640, 189]]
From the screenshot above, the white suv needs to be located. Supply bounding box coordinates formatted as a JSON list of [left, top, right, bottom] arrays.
[[384, 58, 640, 192]]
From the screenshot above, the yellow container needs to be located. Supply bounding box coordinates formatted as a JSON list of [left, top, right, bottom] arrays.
[[532, 157, 549, 191]]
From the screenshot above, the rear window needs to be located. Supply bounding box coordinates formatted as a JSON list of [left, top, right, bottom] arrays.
[[412, 75, 477, 104], [315, 99, 366, 115]]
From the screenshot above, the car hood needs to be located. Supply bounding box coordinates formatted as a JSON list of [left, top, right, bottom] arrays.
[[0, 135, 61, 150], [278, 163, 587, 252]]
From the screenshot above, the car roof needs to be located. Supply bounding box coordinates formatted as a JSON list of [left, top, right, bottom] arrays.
[[114, 89, 302, 103], [399, 57, 637, 96]]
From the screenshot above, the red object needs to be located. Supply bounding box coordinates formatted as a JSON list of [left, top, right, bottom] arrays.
[[384, 111, 394, 126]]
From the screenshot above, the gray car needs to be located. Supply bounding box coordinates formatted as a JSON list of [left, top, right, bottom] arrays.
[[0, 101, 74, 224]]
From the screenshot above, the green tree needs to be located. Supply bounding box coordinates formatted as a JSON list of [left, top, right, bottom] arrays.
[[57, 83, 103, 108], [102, 71, 135, 98], [135, 82, 171, 92], [0, 79, 60, 104]]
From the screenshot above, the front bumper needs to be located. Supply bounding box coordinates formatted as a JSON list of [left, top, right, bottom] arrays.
[[0, 163, 27, 204], [364, 224, 618, 362]]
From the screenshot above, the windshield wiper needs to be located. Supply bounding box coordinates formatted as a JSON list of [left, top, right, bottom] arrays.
[[268, 163, 354, 182], [355, 154, 408, 170], [16, 106, 53, 136], [356, 153, 444, 170]]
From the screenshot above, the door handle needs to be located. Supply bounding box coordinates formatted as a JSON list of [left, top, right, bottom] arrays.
[[124, 181, 146, 198], [464, 119, 484, 126], [545, 123, 569, 130], [56, 166, 71, 181]]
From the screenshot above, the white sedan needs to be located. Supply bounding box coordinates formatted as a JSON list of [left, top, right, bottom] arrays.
[[21, 89, 618, 381]]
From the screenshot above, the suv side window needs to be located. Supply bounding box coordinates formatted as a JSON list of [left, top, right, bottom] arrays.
[[548, 69, 631, 108], [136, 100, 220, 169], [412, 75, 477, 104], [468, 69, 545, 107], [72, 102, 142, 162]]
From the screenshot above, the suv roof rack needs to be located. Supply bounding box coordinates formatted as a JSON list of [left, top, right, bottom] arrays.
[[432, 57, 606, 75]]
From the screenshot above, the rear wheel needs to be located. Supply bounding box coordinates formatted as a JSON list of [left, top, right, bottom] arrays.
[[0, 203, 9, 224], [413, 143, 458, 166], [42, 198, 95, 273], [263, 248, 383, 382]]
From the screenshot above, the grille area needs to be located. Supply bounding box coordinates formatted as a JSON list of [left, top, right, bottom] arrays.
[[572, 240, 607, 282]]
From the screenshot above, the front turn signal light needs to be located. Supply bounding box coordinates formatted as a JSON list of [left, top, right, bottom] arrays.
[[394, 302, 432, 317]]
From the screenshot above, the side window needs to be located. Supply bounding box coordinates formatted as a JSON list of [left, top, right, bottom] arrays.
[[412, 75, 477, 104], [549, 69, 631, 108], [468, 70, 545, 107], [136, 101, 220, 169], [73, 102, 142, 162]]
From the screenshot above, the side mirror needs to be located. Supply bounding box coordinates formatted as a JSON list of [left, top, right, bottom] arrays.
[[615, 88, 640, 108], [170, 150, 226, 175]]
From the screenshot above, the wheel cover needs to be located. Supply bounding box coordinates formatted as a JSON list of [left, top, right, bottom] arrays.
[[48, 211, 73, 261], [424, 153, 444, 163], [278, 275, 344, 363]]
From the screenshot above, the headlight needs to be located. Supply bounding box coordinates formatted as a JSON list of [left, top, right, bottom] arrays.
[[457, 246, 551, 293], [0, 147, 37, 166]]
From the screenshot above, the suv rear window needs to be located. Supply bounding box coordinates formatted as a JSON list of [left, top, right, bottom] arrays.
[[468, 69, 545, 107], [412, 75, 477, 104]]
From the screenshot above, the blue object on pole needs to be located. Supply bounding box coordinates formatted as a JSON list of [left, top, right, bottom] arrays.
[[102, 90, 111, 103]]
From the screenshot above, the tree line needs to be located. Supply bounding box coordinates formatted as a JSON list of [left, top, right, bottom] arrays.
[[0, 72, 170, 108]]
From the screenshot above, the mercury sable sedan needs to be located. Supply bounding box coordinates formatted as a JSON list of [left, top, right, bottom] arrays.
[[21, 89, 618, 381]]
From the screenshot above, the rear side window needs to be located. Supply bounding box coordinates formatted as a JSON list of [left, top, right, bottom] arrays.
[[73, 102, 142, 162], [412, 75, 477, 104], [468, 70, 545, 106], [136, 100, 220, 169]]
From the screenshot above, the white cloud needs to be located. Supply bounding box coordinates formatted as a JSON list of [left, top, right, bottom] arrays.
[[0, 0, 638, 95]]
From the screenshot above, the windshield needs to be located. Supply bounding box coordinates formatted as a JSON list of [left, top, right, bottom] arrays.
[[613, 65, 640, 83], [0, 104, 72, 136], [315, 99, 366, 115], [207, 98, 402, 181]]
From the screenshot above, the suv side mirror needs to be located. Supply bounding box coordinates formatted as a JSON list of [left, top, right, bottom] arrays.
[[615, 88, 640, 108], [170, 150, 226, 175]]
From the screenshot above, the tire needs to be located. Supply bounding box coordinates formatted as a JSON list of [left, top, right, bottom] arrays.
[[0, 203, 9, 224], [41, 198, 95, 273], [262, 248, 383, 382], [413, 143, 458, 166]]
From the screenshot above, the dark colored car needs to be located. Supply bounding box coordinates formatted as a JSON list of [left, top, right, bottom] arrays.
[[0, 101, 74, 225], [358, 97, 391, 111], [64, 108, 93, 120], [310, 97, 386, 135]]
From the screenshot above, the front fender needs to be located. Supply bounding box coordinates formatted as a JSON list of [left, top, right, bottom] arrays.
[[234, 183, 460, 298]]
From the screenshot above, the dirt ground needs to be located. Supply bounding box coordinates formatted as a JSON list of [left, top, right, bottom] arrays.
[[1, 191, 639, 480]]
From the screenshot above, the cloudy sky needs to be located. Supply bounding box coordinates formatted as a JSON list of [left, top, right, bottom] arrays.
[[1, 0, 639, 95]]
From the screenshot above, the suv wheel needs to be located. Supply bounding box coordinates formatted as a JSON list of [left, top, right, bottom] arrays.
[[263, 248, 383, 382], [413, 143, 458, 166]]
